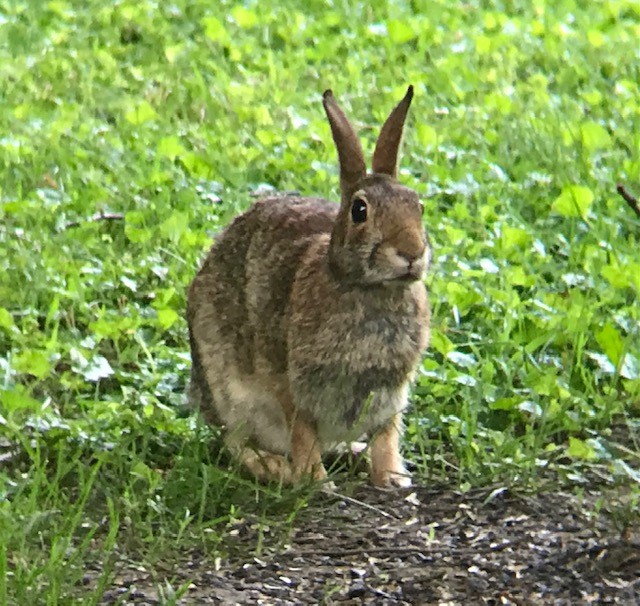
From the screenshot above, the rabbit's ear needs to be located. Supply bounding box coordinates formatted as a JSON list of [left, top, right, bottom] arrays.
[[323, 90, 367, 200], [372, 85, 414, 177]]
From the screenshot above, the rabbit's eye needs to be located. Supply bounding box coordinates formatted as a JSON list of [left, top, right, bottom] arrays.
[[351, 198, 368, 224]]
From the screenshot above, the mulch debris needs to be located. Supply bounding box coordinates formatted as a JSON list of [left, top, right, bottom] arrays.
[[94, 485, 639, 605]]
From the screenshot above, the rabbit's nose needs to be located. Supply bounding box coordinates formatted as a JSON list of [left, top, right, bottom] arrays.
[[398, 245, 426, 265]]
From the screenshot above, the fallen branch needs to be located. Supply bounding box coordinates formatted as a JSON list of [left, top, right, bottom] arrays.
[[65, 211, 124, 229], [616, 183, 640, 218]]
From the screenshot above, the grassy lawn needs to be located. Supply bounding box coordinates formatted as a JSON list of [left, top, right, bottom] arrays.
[[1, 0, 639, 602]]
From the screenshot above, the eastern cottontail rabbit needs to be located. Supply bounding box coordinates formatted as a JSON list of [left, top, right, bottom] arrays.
[[188, 86, 430, 488]]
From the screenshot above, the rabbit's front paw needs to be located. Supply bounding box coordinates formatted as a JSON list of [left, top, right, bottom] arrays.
[[371, 465, 412, 489]]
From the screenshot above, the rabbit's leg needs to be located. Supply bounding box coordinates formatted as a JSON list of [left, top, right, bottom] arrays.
[[283, 396, 327, 482], [290, 415, 327, 482], [370, 412, 412, 488]]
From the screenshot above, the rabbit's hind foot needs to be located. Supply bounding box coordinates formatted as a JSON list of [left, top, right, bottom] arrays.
[[238, 448, 295, 484]]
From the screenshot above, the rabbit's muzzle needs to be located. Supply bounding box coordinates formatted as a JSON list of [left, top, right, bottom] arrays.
[[377, 238, 430, 283]]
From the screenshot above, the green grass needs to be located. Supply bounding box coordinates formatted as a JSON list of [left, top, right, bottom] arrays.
[[1, 0, 639, 602]]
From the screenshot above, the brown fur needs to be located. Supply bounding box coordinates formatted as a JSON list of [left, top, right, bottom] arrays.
[[188, 87, 431, 488]]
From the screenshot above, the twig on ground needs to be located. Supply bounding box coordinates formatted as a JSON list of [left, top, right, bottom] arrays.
[[616, 183, 640, 218], [65, 211, 125, 229], [289, 545, 435, 558], [327, 490, 398, 519], [609, 441, 640, 461]]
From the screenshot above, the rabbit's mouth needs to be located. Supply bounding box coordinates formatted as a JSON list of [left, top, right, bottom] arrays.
[[368, 265, 425, 286], [370, 244, 428, 284], [391, 258, 427, 282], [377, 268, 424, 285], [395, 270, 423, 283]]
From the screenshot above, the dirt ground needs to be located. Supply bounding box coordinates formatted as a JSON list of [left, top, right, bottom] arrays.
[[96, 484, 639, 605]]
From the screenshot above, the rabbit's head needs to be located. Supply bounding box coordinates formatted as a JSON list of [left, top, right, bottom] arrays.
[[323, 86, 430, 286]]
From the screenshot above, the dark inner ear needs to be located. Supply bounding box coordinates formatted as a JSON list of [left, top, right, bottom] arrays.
[[371, 85, 414, 177], [322, 90, 367, 201]]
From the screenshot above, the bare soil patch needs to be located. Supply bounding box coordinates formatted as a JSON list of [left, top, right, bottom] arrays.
[[94, 485, 639, 605]]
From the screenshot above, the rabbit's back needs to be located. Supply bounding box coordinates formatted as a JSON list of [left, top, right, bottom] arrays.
[[188, 196, 337, 377]]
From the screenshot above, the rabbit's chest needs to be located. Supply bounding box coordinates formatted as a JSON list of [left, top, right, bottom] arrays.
[[349, 312, 424, 366], [290, 312, 425, 441], [288, 279, 429, 441], [311, 371, 409, 445]]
